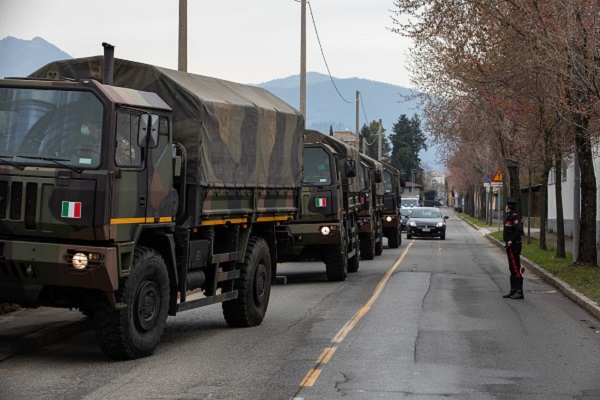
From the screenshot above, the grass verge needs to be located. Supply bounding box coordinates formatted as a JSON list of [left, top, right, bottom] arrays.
[[489, 230, 600, 304]]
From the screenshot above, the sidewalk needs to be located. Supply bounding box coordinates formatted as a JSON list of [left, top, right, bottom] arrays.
[[465, 217, 600, 321]]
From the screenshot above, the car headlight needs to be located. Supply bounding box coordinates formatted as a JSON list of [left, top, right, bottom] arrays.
[[320, 226, 331, 236], [72, 252, 89, 270], [408, 221, 416, 227], [386, 216, 393, 222], [436, 222, 444, 228]]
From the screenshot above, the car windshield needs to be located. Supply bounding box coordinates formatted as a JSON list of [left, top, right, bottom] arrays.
[[411, 209, 442, 219], [0, 87, 104, 169]]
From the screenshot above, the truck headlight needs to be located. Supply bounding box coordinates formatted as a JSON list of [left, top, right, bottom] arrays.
[[386, 216, 393, 222], [72, 252, 89, 270], [320, 226, 331, 236]]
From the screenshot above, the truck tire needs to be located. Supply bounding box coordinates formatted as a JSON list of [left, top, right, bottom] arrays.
[[388, 226, 401, 249], [360, 228, 376, 260], [375, 221, 384, 256], [348, 219, 360, 273], [325, 228, 348, 281], [223, 237, 272, 327], [93, 247, 169, 360]]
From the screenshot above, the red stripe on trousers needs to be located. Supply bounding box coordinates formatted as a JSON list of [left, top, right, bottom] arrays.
[[508, 248, 521, 277]]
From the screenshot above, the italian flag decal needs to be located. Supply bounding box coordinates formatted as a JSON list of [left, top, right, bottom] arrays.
[[62, 201, 82, 219], [315, 198, 327, 207]]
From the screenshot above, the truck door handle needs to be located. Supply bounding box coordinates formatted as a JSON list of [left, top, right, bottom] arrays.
[[139, 196, 146, 208]]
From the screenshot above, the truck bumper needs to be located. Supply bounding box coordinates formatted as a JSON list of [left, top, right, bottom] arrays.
[[276, 222, 342, 258], [382, 214, 399, 229], [0, 240, 119, 303]]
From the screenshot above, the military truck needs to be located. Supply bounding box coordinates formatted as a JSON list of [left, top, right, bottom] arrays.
[[381, 163, 403, 248], [276, 130, 360, 281], [0, 50, 303, 359], [357, 153, 385, 259]]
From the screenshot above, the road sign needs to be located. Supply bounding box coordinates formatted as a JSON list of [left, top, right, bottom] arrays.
[[483, 175, 491, 183], [491, 168, 502, 183]]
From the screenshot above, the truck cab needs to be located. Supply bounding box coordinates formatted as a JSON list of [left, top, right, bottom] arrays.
[[276, 130, 361, 281]]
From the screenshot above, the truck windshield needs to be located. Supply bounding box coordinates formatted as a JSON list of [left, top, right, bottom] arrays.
[[0, 87, 104, 169], [303, 147, 332, 186], [384, 171, 393, 193]]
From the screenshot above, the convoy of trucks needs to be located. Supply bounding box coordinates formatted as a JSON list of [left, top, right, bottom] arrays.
[[0, 48, 408, 359]]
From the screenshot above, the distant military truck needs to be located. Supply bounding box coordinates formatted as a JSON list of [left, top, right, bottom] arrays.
[[357, 153, 385, 259], [381, 163, 403, 249], [0, 51, 303, 359], [276, 130, 360, 281]]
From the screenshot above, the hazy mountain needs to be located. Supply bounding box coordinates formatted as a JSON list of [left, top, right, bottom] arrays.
[[0, 36, 72, 79], [256, 73, 441, 169]]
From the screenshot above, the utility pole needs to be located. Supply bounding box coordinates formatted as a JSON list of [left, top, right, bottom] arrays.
[[300, 0, 307, 119], [356, 91, 361, 151], [178, 0, 187, 72], [377, 119, 382, 160]]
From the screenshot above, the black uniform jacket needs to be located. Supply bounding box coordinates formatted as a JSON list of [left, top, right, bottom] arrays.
[[503, 211, 524, 243]]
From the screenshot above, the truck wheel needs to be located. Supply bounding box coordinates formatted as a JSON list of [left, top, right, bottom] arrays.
[[325, 228, 348, 281], [348, 220, 360, 273], [223, 237, 271, 327], [388, 226, 400, 249], [375, 221, 384, 256], [93, 247, 169, 360], [360, 224, 376, 261]]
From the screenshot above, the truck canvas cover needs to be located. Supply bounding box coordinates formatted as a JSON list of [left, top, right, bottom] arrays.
[[31, 57, 304, 189]]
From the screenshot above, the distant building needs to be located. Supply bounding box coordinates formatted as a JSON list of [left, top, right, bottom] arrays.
[[334, 131, 358, 148], [402, 182, 423, 198]]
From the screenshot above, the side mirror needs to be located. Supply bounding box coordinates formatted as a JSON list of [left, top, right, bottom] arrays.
[[374, 169, 383, 183], [444, 216, 449, 219], [138, 114, 159, 148], [345, 160, 356, 178]]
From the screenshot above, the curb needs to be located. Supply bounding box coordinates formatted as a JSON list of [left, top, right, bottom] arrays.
[[0, 317, 91, 362], [459, 215, 600, 320]]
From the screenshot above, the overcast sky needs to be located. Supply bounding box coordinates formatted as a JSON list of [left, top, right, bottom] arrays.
[[0, 0, 413, 87]]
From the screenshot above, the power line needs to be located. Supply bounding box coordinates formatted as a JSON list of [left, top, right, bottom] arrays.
[[303, 1, 353, 104]]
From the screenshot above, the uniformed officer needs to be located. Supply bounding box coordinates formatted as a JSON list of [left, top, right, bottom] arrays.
[[503, 197, 524, 299]]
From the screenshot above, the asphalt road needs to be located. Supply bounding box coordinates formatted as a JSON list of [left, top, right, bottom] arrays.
[[1, 209, 600, 400]]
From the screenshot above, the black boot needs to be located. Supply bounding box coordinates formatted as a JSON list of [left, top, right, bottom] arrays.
[[510, 278, 524, 299], [503, 277, 516, 298]]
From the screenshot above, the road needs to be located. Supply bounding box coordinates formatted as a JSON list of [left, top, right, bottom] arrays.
[[1, 209, 600, 399]]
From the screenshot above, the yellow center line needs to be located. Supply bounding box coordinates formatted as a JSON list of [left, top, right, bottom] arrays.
[[299, 368, 322, 387], [316, 347, 336, 364], [332, 241, 413, 344], [299, 242, 413, 387]]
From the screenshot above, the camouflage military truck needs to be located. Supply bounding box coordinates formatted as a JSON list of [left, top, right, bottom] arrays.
[[276, 130, 360, 281], [357, 154, 385, 259], [381, 162, 403, 249], [0, 51, 303, 360]]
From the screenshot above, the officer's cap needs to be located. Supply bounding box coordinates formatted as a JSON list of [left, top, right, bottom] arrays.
[[505, 197, 517, 205]]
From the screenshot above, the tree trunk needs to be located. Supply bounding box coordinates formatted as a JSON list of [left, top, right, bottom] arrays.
[[507, 164, 520, 204], [575, 117, 597, 266], [554, 156, 566, 258], [539, 173, 547, 251]]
